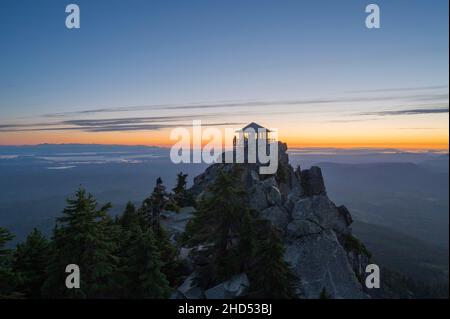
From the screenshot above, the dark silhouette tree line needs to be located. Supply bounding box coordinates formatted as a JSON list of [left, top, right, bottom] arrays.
[[0, 170, 297, 299]]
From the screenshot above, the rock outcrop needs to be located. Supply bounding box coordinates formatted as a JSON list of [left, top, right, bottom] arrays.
[[168, 142, 371, 299], [204, 273, 250, 299]]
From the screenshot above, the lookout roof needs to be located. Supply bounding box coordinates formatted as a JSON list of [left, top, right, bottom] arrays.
[[236, 122, 271, 132]]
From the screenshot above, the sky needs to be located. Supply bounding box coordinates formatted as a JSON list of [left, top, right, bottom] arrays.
[[0, 0, 448, 149]]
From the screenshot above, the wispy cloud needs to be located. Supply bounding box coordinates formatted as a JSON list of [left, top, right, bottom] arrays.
[[42, 100, 331, 117], [2, 104, 448, 132], [0, 112, 244, 133], [42, 91, 449, 118], [357, 107, 449, 116], [2, 122, 243, 133], [323, 118, 382, 123], [2, 85, 448, 133], [347, 84, 448, 93]]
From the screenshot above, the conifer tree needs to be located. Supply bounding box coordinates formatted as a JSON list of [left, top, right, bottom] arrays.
[[172, 172, 194, 207], [236, 210, 257, 270], [185, 168, 254, 287], [320, 287, 332, 299], [136, 177, 183, 286], [248, 221, 297, 299], [13, 228, 50, 298], [118, 226, 170, 298], [0, 227, 19, 298], [185, 168, 298, 297], [154, 227, 184, 287], [115, 203, 178, 298], [117, 202, 139, 230], [42, 189, 119, 298], [0, 227, 14, 258], [142, 177, 169, 234]]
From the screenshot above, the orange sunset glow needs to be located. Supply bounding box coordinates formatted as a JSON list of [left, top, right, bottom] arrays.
[[1, 118, 448, 150]]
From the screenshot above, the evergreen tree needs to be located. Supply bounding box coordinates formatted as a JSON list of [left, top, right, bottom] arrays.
[[117, 202, 139, 230], [248, 221, 297, 299], [42, 189, 119, 298], [173, 172, 188, 196], [236, 210, 257, 270], [172, 172, 194, 207], [185, 168, 254, 287], [154, 227, 184, 287], [13, 229, 50, 298], [137, 178, 183, 286], [115, 201, 178, 295], [184, 168, 298, 297], [0, 227, 14, 257], [142, 177, 169, 234], [0, 227, 20, 298], [320, 287, 332, 299], [118, 226, 170, 298]]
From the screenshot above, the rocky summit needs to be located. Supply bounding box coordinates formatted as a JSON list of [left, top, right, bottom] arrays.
[[165, 142, 372, 299]]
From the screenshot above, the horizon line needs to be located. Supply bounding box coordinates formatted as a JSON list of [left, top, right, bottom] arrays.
[[0, 142, 448, 152]]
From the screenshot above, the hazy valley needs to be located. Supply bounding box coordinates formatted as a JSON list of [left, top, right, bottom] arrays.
[[0, 144, 448, 290]]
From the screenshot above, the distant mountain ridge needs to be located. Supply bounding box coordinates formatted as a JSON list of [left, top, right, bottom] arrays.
[[314, 161, 449, 249]]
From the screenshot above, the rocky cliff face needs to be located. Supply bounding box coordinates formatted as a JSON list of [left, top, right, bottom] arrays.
[[170, 142, 371, 299]]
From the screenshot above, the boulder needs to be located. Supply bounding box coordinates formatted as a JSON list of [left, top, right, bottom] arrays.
[[248, 176, 282, 210], [290, 196, 350, 234], [262, 176, 277, 188], [179, 206, 197, 214], [259, 177, 282, 206], [346, 249, 370, 282], [285, 186, 304, 212], [291, 166, 301, 184], [190, 163, 226, 197], [266, 186, 282, 206], [285, 230, 368, 299], [178, 247, 196, 272], [204, 283, 226, 299], [278, 182, 291, 199], [178, 247, 192, 261], [205, 273, 250, 299], [260, 206, 289, 233], [173, 273, 205, 299], [301, 166, 327, 196], [160, 207, 196, 239], [248, 183, 269, 211], [250, 170, 260, 182], [287, 219, 323, 238]]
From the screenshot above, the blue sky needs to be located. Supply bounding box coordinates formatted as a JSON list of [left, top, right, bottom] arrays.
[[0, 0, 448, 147]]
